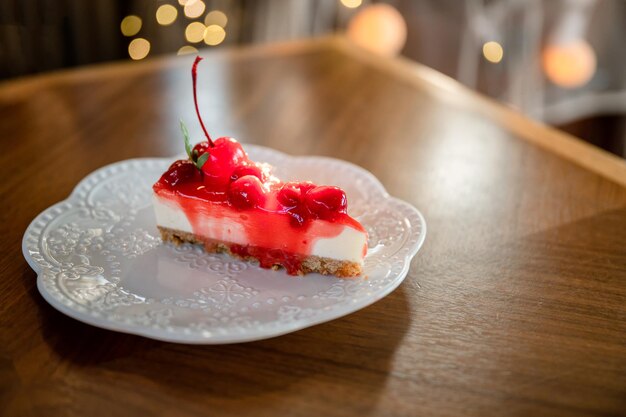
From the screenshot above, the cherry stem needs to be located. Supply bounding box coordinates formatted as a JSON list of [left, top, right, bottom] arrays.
[[192, 56, 214, 147]]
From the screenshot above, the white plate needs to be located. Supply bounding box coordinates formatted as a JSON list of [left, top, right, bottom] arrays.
[[22, 145, 426, 344]]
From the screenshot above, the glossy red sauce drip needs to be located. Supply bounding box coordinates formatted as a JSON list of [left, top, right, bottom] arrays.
[[230, 245, 305, 275]]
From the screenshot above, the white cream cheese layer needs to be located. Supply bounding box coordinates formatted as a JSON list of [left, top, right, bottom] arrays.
[[153, 195, 249, 245], [153, 194, 366, 263], [310, 227, 366, 263]]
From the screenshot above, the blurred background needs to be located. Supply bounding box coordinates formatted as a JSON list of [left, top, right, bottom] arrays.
[[1, 0, 625, 157]]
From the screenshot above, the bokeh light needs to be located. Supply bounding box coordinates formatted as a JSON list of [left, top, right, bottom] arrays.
[[177, 45, 199, 56], [204, 10, 228, 28], [120, 15, 142, 37], [482, 41, 504, 63], [347, 4, 407, 56], [542, 40, 596, 88], [156, 4, 178, 26], [204, 25, 226, 46], [128, 38, 150, 60], [184, 0, 206, 19], [341, 0, 362, 8], [185, 22, 206, 43]]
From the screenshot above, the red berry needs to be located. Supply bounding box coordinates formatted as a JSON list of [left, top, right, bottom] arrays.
[[277, 183, 301, 207], [297, 182, 316, 194], [192, 142, 210, 159], [202, 137, 247, 189], [277, 182, 316, 208], [278, 182, 320, 226], [162, 159, 198, 186], [305, 186, 347, 220], [228, 175, 266, 209], [231, 163, 265, 182]]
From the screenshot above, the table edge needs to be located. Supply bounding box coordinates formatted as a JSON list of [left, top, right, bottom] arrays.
[[0, 36, 332, 95], [328, 37, 626, 189], [2, 35, 624, 188]]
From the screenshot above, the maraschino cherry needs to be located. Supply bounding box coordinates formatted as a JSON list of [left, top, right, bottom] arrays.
[[162, 160, 200, 186], [164, 57, 351, 223], [190, 57, 250, 189], [191, 142, 210, 159], [228, 175, 266, 209], [277, 182, 347, 225], [305, 186, 347, 221], [202, 138, 246, 189], [231, 163, 265, 182]]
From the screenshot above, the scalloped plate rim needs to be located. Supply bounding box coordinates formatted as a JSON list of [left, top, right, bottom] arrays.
[[34, 204, 423, 344], [22, 145, 426, 344]]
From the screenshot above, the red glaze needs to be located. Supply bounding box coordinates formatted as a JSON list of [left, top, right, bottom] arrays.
[[230, 245, 305, 275], [153, 139, 367, 274]]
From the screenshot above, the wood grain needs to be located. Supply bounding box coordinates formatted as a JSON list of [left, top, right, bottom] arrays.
[[1, 37, 625, 417]]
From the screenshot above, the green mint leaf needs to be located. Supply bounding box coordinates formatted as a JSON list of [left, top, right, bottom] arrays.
[[195, 152, 209, 169], [180, 119, 192, 158]]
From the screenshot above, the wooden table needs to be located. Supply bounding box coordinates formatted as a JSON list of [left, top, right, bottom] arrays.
[[1, 37, 625, 417]]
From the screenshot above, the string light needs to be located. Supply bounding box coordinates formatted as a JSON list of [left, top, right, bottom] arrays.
[[347, 4, 407, 56], [185, 22, 206, 43], [128, 38, 150, 60], [204, 10, 228, 27], [542, 41, 596, 88], [204, 25, 226, 46], [184, 0, 205, 18], [341, 0, 362, 8], [120, 15, 142, 37], [177, 45, 199, 55], [482, 41, 504, 63], [156, 4, 178, 26]]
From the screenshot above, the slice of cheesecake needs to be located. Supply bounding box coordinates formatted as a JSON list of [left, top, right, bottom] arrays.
[[152, 56, 367, 277]]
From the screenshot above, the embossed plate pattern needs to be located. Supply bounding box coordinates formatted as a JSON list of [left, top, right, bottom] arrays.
[[22, 145, 426, 344]]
